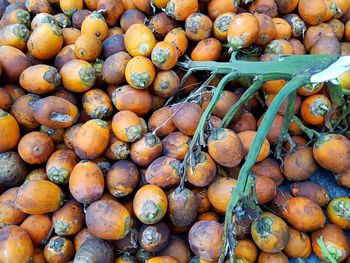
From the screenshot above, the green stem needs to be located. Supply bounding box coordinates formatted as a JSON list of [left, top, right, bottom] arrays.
[[333, 103, 350, 128], [221, 76, 308, 259], [317, 237, 338, 263], [341, 88, 350, 95], [178, 55, 338, 80], [220, 78, 265, 128], [291, 116, 321, 139], [180, 71, 239, 188], [275, 92, 297, 160]]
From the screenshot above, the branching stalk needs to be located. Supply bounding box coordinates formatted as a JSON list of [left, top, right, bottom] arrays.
[[291, 115, 321, 139], [220, 76, 308, 260], [220, 77, 265, 128], [179, 71, 240, 188], [275, 92, 297, 161]]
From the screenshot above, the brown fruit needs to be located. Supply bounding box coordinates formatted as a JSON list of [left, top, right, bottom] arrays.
[[207, 128, 244, 167], [283, 146, 318, 181], [148, 106, 177, 137], [160, 236, 191, 263], [207, 176, 237, 214], [18, 131, 54, 164], [86, 199, 132, 240], [74, 119, 110, 159], [162, 132, 190, 161], [74, 239, 114, 263], [0, 187, 27, 227], [139, 222, 170, 252], [172, 102, 203, 136], [291, 181, 329, 207], [188, 221, 223, 261], [256, 175, 277, 204], [102, 51, 131, 85], [33, 96, 79, 129], [168, 188, 198, 227], [52, 200, 84, 236], [69, 160, 104, 204], [44, 235, 75, 263], [283, 227, 311, 258], [0, 225, 34, 263], [0, 45, 31, 82], [130, 133, 163, 167], [251, 158, 284, 186], [106, 160, 140, 197], [282, 197, 325, 232], [145, 156, 180, 189], [0, 152, 27, 187], [258, 252, 288, 263], [20, 214, 52, 247]]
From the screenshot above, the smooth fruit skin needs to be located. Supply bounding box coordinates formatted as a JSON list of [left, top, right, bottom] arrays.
[[124, 24, 156, 57], [15, 179, 64, 214], [207, 176, 237, 214], [85, 199, 132, 240], [282, 197, 326, 232], [27, 23, 63, 60], [0, 45, 31, 81], [18, 131, 54, 164], [0, 225, 34, 263], [19, 65, 60, 94], [0, 109, 20, 153], [73, 119, 110, 159], [283, 227, 312, 258], [125, 56, 155, 89], [227, 13, 259, 49], [0, 187, 27, 227], [313, 134, 350, 174], [52, 200, 85, 236], [69, 160, 105, 204], [20, 214, 52, 247], [207, 128, 244, 168]]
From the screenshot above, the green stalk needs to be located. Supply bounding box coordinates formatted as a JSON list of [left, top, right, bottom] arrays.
[[178, 55, 338, 79], [333, 103, 350, 128], [220, 76, 308, 259], [180, 71, 239, 188], [317, 237, 338, 263], [291, 116, 321, 139], [341, 88, 350, 95], [275, 91, 297, 160], [220, 78, 265, 128]]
